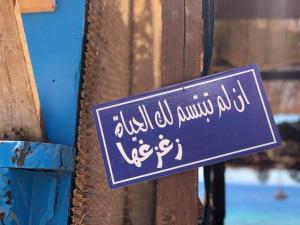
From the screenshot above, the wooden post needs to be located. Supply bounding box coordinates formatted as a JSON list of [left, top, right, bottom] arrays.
[[211, 163, 225, 225], [0, 0, 43, 141], [156, 1, 203, 225], [124, 1, 161, 225]]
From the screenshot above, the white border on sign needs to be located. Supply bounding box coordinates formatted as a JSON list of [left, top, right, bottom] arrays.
[[96, 69, 278, 185]]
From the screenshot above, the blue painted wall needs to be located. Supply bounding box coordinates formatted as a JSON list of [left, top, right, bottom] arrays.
[[0, 1, 87, 224], [22, 0, 86, 146]]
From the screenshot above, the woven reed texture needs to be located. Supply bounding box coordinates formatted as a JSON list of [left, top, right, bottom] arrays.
[[71, 0, 163, 224], [71, 0, 131, 224]]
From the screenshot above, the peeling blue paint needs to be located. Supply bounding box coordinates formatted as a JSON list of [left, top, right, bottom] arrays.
[[0, 141, 75, 172], [0, 142, 76, 225]]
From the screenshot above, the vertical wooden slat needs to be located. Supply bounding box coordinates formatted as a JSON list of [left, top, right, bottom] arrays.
[[160, 1, 185, 85], [184, 0, 203, 80], [156, 1, 203, 225], [130, 0, 155, 93], [0, 0, 43, 141], [124, 1, 162, 225]]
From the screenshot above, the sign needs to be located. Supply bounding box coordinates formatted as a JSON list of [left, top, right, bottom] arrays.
[[92, 64, 281, 189]]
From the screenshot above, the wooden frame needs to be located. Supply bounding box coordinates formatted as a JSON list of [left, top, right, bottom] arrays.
[[19, 0, 56, 14]]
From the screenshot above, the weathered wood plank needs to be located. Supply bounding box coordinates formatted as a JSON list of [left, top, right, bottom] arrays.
[[215, 0, 300, 19], [160, 0, 184, 85], [0, 0, 43, 141], [124, 0, 161, 225], [156, 1, 202, 225], [19, 0, 56, 14], [184, 0, 203, 80], [264, 80, 300, 114], [212, 18, 300, 114], [214, 20, 300, 71]]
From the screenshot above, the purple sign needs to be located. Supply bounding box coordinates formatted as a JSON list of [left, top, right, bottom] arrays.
[[92, 65, 281, 189]]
